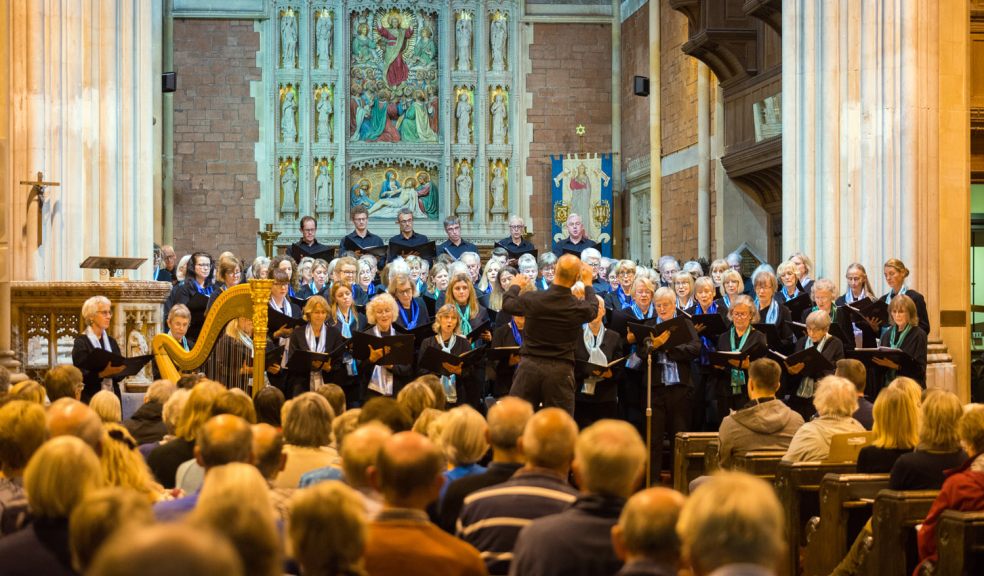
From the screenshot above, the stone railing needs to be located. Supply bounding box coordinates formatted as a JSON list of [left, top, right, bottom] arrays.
[[11, 281, 172, 385]]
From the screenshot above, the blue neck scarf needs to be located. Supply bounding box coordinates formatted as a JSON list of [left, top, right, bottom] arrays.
[[336, 309, 353, 339], [510, 320, 524, 346], [758, 299, 779, 324], [630, 301, 654, 320], [194, 280, 212, 297], [398, 299, 420, 329], [616, 286, 633, 309]]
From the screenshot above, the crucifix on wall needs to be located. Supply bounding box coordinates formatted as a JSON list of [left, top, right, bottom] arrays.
[[19, 171, 59, 248]]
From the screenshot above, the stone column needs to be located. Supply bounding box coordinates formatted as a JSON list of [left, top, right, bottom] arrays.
[[648, 0, 662, 261], [0, 0, 22, 378], [8, 0, 156, 282], [783, 0, 969, 396]]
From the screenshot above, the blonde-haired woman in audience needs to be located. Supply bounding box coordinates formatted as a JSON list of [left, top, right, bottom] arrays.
[[438, 405, 488, 505], [782, 376, 865, 463], [0, 437, 104, 574], [9, 379, 45, 405], [412, 407, 445, 437], [100, 424, 169, 502], [90, 390, 122, 424], [189, 462, 281, 576], [396, 380, 437, 424], [288, 481, 368, 576], [856, 386, 918, 473]]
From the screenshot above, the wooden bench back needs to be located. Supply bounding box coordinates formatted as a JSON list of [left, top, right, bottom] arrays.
[[867, 489, 939, 576], [936, 510, 984, 575], [732, 450, 787, 479], [672, 432, 719, 494]]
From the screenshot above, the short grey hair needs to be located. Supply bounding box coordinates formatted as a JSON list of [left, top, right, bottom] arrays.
[[459, 251, 480, 266], [580, 248, 602, 264], [439, 405, 489, 466], [146, 380, 177, 405], [813, 376, 859, 418], [81, 296, 112, 326]]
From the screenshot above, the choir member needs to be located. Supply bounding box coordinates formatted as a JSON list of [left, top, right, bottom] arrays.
[[497, 214, 536, 254], [716, 269, 745, 312], [715, 295, 768, 414], [437, 216, 478, 260], [171, 251, 215, 342], [683, 260, 704, 280], [328, 282, 365, 407], [836, 262, 878, 349], [388, 209, 430, 254], [490, 313, 524, 398], [72, 296, 126, 402], [536, 252, 558, 291], [291, 216, 332, 260], [354, 257, 380, 306], [297, 257, 315, 289], [882, 258, 931, 335], [658, 257, 681, 288], [165, 304, 194, 352], [285, 296, 346, 399], [673, 271, 696, 311], [205, 255, 242, 315], [363, 293, 414, 398], [574, 295, 623, 430], [270, 254, 300, 298], [331, 256, 359, 288], [776, 260, 804, 303], [269, 268, 301, 341], [552, 213, 597, 256], [446, 273, 492, 410], [516, 254, 538, 286], [875, 294, 928, 388], [709, 259, 729, 298], [688, 276, 721, 430], [249, 256, 270, 281], [342, 205, 385, 253], [389, 273, 430, 332], [783, 310, 845, 421], [789, 252, 815, 295], [604, 259, 637, 311], [489, 265, 517, 314], [213, 316, 280, 394], [613, 276, 657, 431], [405, 255, 427, 295], [753, 269, 795, 354], [477, 258, 501, 297], [606, 261, 619, 292], [418, 304, 472, 406], [579, 248, 609, 294], [297, 258, 329, 300], [424, 262, 450, 304], [805, 278, 854, 351], [646, 287, 701, 481]]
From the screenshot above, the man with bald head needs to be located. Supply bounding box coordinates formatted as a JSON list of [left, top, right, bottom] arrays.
[[457, 407, 579, 575], [553, 213, 598, 257], [611, 488, 685, 576], [364, 431, 486, 576], [46, 397, 103, 453], [503, 254, 600, 413], [251, 423, 292, 521], [441, 397, 534, 532], [154, 414, 253, 521]]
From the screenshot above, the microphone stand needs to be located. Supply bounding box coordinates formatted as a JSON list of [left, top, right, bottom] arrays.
[[645, 337, 654, 488]]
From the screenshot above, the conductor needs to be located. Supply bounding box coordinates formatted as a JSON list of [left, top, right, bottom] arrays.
[[501, 254, 599, 414]]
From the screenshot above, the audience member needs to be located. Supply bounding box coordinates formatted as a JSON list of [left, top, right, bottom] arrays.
[[100, 423, 166, 501], [123, 379, 175, 445], [45, 398, 103, 452], [68, 487, 154, 573], [412, 407, 444, 436], [783, 376, 864, 462], [87, 524, 244, 576], [855, 385, 918, 473], [677, 471, 784, 576], [835, 359, 873, 429], [438, 405, 489, 505], [147, 380, 224, 488], [458, 407, 578, 575], [250, 423, 290, 519], [415, 374, 447, 410], [611, 488, 685, 576], [139, 388, 190, 459], [276, 393, 338, 488], [211, 389, 257, 423], [288, 481, 368, 576], [9, 380, 45, 404], [0, 401, 47, 536], [90, 390, 122, 423], [358, 396, 413, 433], [890, 389, 966, 490], [509, 419, 647, 576], [718, 358, 804, 468], [397, 380, 437, 423], [43, 364, 83, 403], [441, 397, 533, 533], [315, 383, 348, 420], [0, 436, 104, 576], [253, 385, 285, 427], [364, 431, 487, 576]]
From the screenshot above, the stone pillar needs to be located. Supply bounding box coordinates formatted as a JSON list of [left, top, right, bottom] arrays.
[[0, 0, 22, 379], [783, 0, 969, 397], [648, 0, 662, 262], [8, 0, 156, 283]]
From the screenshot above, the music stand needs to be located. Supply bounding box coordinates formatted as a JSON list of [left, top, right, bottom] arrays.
[[80, 256, 147, 281]]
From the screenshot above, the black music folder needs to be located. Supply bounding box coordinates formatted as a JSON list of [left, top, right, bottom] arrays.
[[784, 293, 814, 322], [770, 347, 834, 379], [847, 347, 913, 368], [340, 236, 389, 260], [419, 346, 485, 377], [285, 342, 348, 373], [388, 239, 436, 261], [488, 346, 521, 361], [290, 244, 335, 264], [627, 317, 698, 351], [577, 355, 629, 376], [465, 320, 492, 342], [690, 313, 728, 339], [753, 323, 785, 350], [393, 322, 435, 343], [503, 245, 538, 261], [351, 331, 415, 365], [844, 298, 889, 326], [78, 350, 153, 378], [268, 308, 306, 334]]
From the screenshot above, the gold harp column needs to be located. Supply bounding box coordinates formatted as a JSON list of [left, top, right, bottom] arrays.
[[249, 278, 273, 398]]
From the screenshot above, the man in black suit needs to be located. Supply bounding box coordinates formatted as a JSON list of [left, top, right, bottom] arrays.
[[291, 216, 332, 262], [553, 213, 597, 257], [437, 216, 478, 260]]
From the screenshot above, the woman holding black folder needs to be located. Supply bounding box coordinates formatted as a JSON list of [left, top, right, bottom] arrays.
[[874, 294, 928, 388], [783, 309, 845, 421], [574, 296, 623, 430], [418, 304, 472, 406], [204, 255, 242, 315], [491, 313, 525, 398], [715, 295, 768, 415], [171, 251, 214, 342], [776, 260, 804, 303], [752, 270, 795, 354], [447, 273, 492, 410], [285, 296, 346, 398], [72, 296, 126, 402], [604, 260, 636, 311], [327, 282, 365, 405], [882, 259, 930, 335], [804, 278, 855, 351], [362, 293, 414, 398], [836, 263, 878, 349], [688, 276, 723, 430], [613, 276, 656, 431]]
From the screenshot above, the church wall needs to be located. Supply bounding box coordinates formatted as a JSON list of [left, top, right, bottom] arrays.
[[620, 3, 649, 167], [662, 166, 698, 258], [526, 23, 613, 250], [172, 19, 261, 261]]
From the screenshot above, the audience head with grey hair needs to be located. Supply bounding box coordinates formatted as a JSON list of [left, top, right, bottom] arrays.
[[611, 487, 686, 571], [510, 419, 647, 576], [46, 397, 104, 453], [88, 524, 244, 576], [455, 407, 580, 574], [677, 471, 784, 575], [782, 376, 865, 463]]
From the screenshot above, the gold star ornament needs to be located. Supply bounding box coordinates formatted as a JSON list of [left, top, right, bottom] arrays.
[[575, 125, 586, 136]]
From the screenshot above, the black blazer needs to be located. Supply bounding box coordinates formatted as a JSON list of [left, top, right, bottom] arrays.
[[800, 304, 856, 352], [603, 287, 633, 313], [835, 294, 879, 348], [880, 289, 930, 335], [715, 327, 769, 395], [645, 319, 701, 388], [760, 301, 796, 353], [296, 283, 328, 300], [878, 325, 928, 385], [72, 333, 124, 402], [172, 280, 214, 341], [394, 297, 432, 332], [418, 334, 473, 381], [331, 308, 367, 336], [490, 323, 523, 397], [285, 322, 348, 395], [574, 327, 623, 404]]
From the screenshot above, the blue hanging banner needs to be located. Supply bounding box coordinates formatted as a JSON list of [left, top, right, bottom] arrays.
[[550, 153, 613, 257]]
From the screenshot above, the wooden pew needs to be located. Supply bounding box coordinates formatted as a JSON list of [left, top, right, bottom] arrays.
[[703, 440, 720, 475], [732, 450, 787, 480], [802, 473, 889, 576], [775, 460, 857, 576], [672, 432, 718, 494], [936, 510, 984, 575], [867, 489, 939, 576]]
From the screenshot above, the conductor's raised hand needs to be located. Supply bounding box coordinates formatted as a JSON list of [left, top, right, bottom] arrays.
[[579, 263, 595, 286], [511, 272, 530, 289]]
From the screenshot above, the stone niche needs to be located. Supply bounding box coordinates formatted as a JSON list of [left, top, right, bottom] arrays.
[[10, 281, 171, 384]]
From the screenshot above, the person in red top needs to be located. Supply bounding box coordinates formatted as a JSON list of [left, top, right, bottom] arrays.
[[917, 405, 984, 570]]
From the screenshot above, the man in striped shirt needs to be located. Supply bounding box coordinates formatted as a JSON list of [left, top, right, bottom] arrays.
[[456, 408, 579, 575]]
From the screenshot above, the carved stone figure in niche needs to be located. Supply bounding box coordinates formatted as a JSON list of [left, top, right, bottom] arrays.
[[315, 163, 332, 213], [281, 88, 297, 143], [490, 165, 506, 210], [491, 15, 507, 72], [352, 20, 375, 64], [378, 15, 414, 87], [281, 163, 297, 213], [281, 9, 297, 68], [128, 317, 150, 382], [456, 14, 472, 71], [411, 25, 437, 69], [456, 93, 472, 145], [317, 91, 333, 143], [316, 10, 333, 69], [491, 93, 507, 145], [350, 85, 372, 142], [456, 163, 473, 211]]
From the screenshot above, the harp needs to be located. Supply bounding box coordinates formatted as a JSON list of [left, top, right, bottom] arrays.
[[152, 279, 274, 398]]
